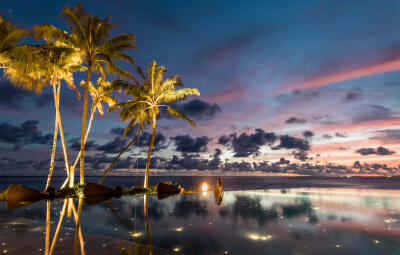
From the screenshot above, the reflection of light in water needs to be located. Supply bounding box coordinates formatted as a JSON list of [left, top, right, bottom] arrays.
[[173, 248, 180, 252], [202, 191, 207, 197], [374, 240, 380, 244], [132, 233, 142, 237], [174, 227, 183, 232], [247, 233, 272, 241]]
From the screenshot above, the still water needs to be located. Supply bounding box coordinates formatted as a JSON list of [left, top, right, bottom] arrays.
[[1, 188, 400, 254]]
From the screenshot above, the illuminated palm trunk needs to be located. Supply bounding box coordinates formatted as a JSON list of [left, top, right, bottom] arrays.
[[80, 62, 93, 184], [73, 106, 95, 169], [45, 83, 61, 191], [144, 195, 153, 254], [144, 118, 156, 188], [52, 80, 71, 187]]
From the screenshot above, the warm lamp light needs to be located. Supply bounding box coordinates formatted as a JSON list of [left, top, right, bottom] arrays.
[[202, 182, 208, 192]]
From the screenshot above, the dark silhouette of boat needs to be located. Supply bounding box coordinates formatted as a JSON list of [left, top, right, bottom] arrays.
[[83, 182, 122, 197], [5, 183, 52, 202], [156, 182, 182, 194]]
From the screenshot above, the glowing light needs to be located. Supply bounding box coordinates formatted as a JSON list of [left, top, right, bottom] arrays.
[[173, 248, 180, 252], [202, 182, 208, 192], [247, 233, 272, 241], [175, 227, 183, 232], [374, 240, 380, 244], [202, 191, 207, 197], [132, 233, 142, 237]]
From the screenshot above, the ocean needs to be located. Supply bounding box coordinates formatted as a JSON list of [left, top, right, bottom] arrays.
[[1, 175, 400, 192]]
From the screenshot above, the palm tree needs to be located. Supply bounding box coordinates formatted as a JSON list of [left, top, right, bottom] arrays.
[[72, 77, 118, 170], [112, 61, 200, 187], [4, 42, 84, 190], [58, 4, 137, 184], [0, 15, 31, 69]]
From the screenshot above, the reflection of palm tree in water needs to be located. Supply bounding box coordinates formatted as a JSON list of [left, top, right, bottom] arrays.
[[144, 195, 153, 255], [45, 198, 85, 255]]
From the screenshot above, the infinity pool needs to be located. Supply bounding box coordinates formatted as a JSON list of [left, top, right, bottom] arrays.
[[1, 188, 400, 254]]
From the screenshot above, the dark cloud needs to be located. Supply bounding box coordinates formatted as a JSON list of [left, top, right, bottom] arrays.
[[303, 130, 314, 139], [353, 104, 392, 123], [285, 117, 306, 124], [69, 137, 98, 151], [173, 99, 222, 120], [219, 129, 277, 157], [110, 128, 168, 152], [278, 158, 290, 165], [0, 120, 53, 146], [273, 135, 310, 151], [355, 146, 395, 156], [96, 137, 128, 153], [110, 127, 139, 138], [32, 93, 54, 108], [370, 129, 400, 142], [322, 134, 333, 139], [342, 90, 362, 102], [137, 132, 168, 152], [172, 135, 210, 153], [0, 81, 32, 110], [293, 151, 310, 161], [335, 132, 348, 138], [338, 146, 350, 150], [218, 135, 230, 146]]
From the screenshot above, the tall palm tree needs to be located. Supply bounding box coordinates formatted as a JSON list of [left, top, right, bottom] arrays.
[[59, 4, 137, 184], [112, 61, 200, 187], [0, 15, 31, 69], [72, 77, 118, 170]]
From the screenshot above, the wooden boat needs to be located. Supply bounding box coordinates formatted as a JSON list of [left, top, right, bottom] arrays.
[[83, 182, 119, 197], [156, 182, 182, 194], [5, 183, 51, 202]]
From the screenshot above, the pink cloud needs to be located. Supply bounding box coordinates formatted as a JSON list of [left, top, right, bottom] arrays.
[[274, 56, 400, 95]]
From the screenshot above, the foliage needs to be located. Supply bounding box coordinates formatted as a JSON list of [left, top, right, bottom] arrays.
[[55, 183, 86, 198], [0, 191, 5, 201]]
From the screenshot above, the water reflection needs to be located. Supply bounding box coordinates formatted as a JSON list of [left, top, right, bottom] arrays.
[[1, 188, 400, 254]]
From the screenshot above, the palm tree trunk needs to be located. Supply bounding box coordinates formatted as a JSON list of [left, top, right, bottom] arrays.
[[49, 199, 67, 255], [98, 128, 140, 185], [144, 119, 157, 188], [80, 62, 93, 184], [52, 81, 71, 186], [73, 106, 95, 169], [45, 199, 50, 255], [73, 198, 83, 255], [45, 83, 61, 191]]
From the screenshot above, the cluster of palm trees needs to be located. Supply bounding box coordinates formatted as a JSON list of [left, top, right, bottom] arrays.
[[0, 4, 200, 190]]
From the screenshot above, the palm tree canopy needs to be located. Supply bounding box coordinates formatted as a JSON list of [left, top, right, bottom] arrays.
[[83, 77, 118, 117], [34, 4, 137, 82], [4, 43, 85, 95], [111, 61, 200, 136], [0, 15, 31, 58]]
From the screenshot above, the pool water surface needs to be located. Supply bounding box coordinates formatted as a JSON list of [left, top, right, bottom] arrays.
[[1, 188, 400, 254]]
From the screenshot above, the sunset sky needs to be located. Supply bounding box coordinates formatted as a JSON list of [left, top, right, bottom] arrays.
[[0, 0, 399, 176]]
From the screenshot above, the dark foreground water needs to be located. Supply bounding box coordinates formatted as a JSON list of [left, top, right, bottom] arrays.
[[1, 186, 400, 254], [1, 175, 400, 192]]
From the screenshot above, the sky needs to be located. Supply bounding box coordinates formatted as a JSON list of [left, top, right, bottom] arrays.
[[0, 0, 399, 177]]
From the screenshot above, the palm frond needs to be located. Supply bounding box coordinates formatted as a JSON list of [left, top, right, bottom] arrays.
[[166, 106, 196, 127]]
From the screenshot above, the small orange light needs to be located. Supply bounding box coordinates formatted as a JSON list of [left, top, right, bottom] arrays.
[[202, 182, 208, 192]]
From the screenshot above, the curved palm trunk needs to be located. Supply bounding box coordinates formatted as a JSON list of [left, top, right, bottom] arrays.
[[52, 81, 71, 186], [45, 83, 61, 191], [73, 106, 95, 169], [99, 128, 141, 185], [144, 119, 157, 188], [80, 62, 93, 184]]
